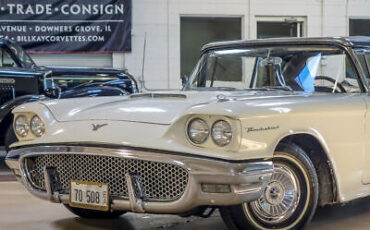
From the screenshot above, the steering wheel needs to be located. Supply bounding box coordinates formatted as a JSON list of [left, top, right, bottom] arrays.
[[314, 76, 347, 93]]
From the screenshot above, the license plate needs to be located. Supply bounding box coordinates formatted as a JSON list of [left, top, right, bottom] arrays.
[[69, 180, 109, 211]]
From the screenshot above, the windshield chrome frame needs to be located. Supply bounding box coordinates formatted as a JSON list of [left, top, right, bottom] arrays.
[[184, 44, 369, 93]]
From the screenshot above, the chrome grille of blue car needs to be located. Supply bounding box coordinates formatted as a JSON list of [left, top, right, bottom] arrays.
[[24, 154, 189, 201]]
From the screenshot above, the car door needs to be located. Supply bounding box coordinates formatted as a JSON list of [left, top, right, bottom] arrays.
[[356, 50, 370, 184]]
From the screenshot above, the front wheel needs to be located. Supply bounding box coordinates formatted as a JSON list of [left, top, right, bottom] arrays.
[[64, 205, 126, 219], [220, 143, 319, 230]]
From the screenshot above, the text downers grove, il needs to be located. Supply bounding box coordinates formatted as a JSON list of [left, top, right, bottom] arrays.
[[0, 0, 132, 52]]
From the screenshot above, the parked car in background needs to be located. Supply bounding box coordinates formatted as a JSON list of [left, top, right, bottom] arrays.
[[0, 39, 138, 151], [6, 37, 370, 230]]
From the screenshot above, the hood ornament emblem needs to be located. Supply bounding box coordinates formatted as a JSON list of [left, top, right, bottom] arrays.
[[217, 94, 233, 102], [92, 123, 108, 131]]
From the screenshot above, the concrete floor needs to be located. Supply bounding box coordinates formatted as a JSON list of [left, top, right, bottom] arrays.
[[0, 150, 16, 181], [1, 182, 370, 230]]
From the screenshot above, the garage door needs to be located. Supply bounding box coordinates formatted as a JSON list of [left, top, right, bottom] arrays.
[[180, 17, 242, 78], [350, 19, 370, 36], [30, 53, 113, 68]]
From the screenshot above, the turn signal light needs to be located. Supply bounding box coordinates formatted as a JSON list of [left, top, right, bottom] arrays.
[[201, 184, 231, 193]]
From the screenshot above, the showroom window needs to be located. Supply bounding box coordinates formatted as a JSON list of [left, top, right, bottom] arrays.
[[256, 17, 305, 39], [180, 17, 242, 78], [350, 19, 370, 36]]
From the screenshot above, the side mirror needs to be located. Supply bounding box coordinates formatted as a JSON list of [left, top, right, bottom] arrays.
[[44, 87, 61, 99], [181, 75, 189, 89], [43, 71, 61, 99], [42, 71, 53, 91]]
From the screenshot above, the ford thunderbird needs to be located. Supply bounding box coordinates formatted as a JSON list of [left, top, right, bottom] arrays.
[[6, 37, 370, 230]]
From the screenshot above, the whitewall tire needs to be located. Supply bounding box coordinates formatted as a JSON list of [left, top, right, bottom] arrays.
[[220, 143, 319, 230]]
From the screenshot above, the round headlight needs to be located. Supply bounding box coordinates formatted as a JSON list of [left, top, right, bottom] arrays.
[[30, 115, 45, 137], [187, 118, 209, 144], [211, 120, 232, 146], [14, 115, 29, 137]]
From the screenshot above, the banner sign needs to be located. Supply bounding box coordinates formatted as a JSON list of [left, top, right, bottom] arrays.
[[0, 0, 132, 53]]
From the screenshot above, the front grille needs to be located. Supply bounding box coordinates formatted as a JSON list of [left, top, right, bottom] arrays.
[[24, 154, 189, 201]]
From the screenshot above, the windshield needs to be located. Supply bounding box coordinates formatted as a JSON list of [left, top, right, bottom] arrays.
[[186, 46, 361, 93], [52, 76, 120, 92], [8, 44, 35, 68]]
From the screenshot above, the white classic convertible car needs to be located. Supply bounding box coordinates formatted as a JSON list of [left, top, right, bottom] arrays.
[[6, 36, 370, 230]]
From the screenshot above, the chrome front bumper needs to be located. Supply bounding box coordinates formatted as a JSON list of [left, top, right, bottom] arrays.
[[6, 145, 273, 214]]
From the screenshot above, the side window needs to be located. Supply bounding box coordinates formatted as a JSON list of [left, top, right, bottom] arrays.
[[366, 54, 370, 65], [356, 53, 370, 79], [0, 48, 16, 67], [365, 54, 370, 78], [305, 53, 361, 93]]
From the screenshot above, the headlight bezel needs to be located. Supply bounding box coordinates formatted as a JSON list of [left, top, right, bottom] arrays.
[[30, 115, 45, 137], [186, 116, 236, 148], [14, 115, 30, 138], [13, 113, 45, 140], [186, 118, 210, 145], [211, 120, 233, 147]]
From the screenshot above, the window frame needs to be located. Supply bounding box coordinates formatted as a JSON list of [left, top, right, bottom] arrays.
[[0, 45, 23, 68], [0, 47, 18, 68], [188, 45, 367, 93], [180, 16, 243, 79], [354, 49, 370, 86], [349, 18, 370, 36], [255, 16, 307, 39]]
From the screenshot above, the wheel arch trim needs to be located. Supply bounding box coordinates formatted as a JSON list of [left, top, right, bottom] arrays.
[[271, 128, 339, 204]]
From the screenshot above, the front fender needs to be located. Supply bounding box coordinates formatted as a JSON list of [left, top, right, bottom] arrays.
[[0, 95, 39, 146], [0, 95, 40, 121], [0, 95, 40, 137]]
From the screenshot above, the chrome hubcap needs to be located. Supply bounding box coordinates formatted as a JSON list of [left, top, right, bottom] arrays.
[[265, 181, 285, 205], [249, 162, 301, 224]]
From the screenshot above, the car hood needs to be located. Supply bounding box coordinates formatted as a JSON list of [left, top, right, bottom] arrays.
[[41, 90, 305, 124]]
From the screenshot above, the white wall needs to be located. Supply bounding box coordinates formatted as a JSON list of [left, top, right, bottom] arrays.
[[32, 0, 370, 89], [31, 53, 113, 68]]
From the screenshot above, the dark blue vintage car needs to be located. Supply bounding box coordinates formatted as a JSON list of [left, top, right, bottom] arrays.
[[0, 39, 138, 150]]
